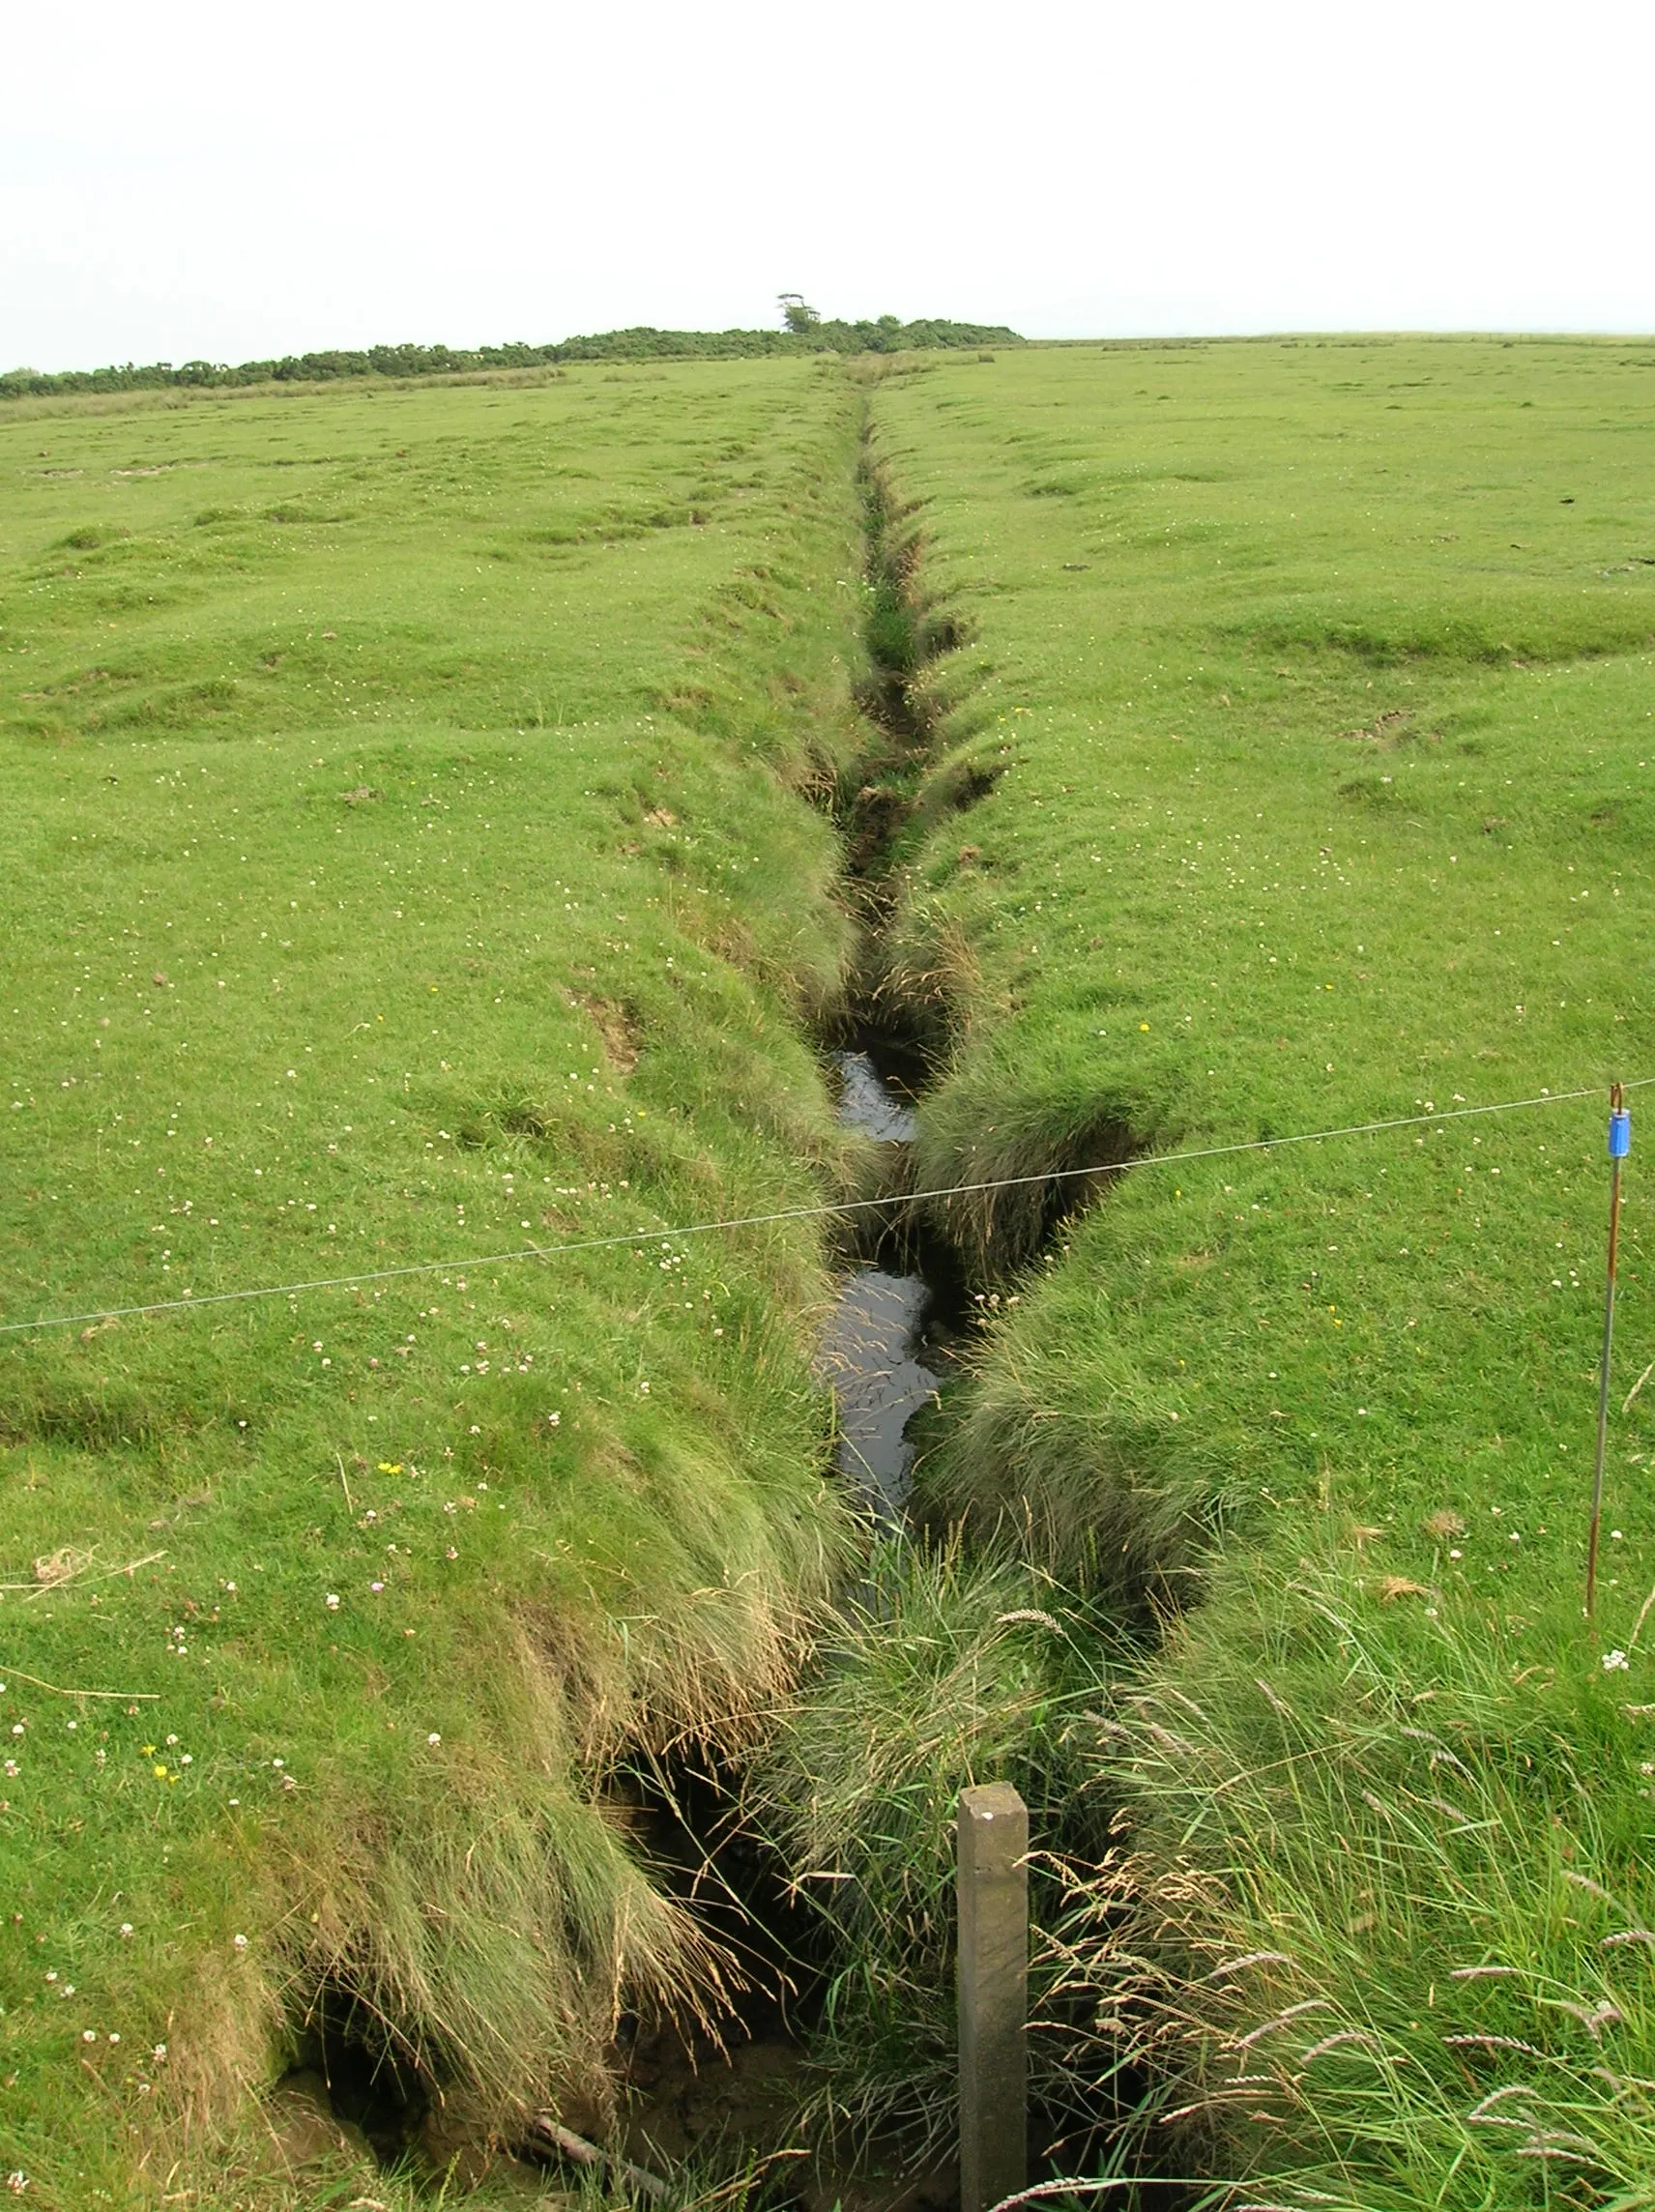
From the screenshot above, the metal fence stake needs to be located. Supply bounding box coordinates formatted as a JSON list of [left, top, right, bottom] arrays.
[[1588, 1084, 1631, 1619]]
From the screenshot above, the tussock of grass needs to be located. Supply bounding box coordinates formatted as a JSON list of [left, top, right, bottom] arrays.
[[914, 1277, 1232, 1618], [1047, 1556, 1655, 2206], [751, 1543, 1118, 2161]]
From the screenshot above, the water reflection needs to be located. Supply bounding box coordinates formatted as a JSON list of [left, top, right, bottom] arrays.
[[820, 1049, 939, 1513], [831, 1050, 919, 1144]]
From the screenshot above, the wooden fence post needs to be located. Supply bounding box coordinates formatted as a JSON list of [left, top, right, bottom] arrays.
[[957, 1781, 1028, 2212]]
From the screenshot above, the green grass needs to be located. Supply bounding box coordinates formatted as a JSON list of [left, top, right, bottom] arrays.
[[13, 331, 1655, 2208], [0, 360, 874, 2204], [854, 335, 1655, 2203], [1052, 1556, 1655, 2208]]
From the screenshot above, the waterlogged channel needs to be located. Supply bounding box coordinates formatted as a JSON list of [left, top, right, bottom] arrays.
[[819, 1048, 948, 1513]]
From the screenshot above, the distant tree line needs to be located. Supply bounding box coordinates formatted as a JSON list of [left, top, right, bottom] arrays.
[[0, 316, 1022, 400]]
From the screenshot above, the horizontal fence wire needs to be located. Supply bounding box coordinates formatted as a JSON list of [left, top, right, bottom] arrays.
[[2, 1075, 1649, 1341]]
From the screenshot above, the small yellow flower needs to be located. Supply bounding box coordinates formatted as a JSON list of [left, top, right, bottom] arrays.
[[140, 1745, 156, 1758], [152, 1764, 167, 1780]]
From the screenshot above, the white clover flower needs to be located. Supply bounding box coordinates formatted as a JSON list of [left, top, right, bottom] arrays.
[[427, 1732, 441, 1747], [1603, 1649, 1631, 1673], [325, 1594, 340, 1610], [119, 1923, 133, 1938], [232, 1934, 247, 1950]]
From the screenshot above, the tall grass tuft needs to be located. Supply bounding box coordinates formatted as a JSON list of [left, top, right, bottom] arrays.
[[749, 1541, 1120, 2163], [1041, 1556, 1655, 2206]]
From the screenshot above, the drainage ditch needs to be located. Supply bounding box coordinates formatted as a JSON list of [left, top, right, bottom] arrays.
[[588, 413, 1003, 2203], [602, 405, 1122, 2204], [814, 420, 981, 1520], [818, 1041, 966, 1516], [282, 400, 1134, 2206]]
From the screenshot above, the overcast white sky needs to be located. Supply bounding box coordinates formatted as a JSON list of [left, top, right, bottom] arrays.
[[4, 0, 1650, 370]]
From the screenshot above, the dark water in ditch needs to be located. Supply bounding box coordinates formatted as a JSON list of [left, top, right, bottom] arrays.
[[818, 1049, 945, 1514]]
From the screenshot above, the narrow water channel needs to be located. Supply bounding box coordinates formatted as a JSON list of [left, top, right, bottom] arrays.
[[818, 1048, 946, 1515]]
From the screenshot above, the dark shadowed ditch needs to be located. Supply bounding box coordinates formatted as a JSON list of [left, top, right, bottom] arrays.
[[595, 410, 1141, 2203]]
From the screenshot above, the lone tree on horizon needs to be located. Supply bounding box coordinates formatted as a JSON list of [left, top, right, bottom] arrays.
[[778, 293, 821, 334]]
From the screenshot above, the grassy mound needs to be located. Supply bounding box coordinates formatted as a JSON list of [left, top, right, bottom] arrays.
[[0, 361, 870, 2200], [855, 335, 1655, 2202]]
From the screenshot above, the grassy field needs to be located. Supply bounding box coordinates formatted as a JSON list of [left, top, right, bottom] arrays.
[[852, 335, 1655, 2204], [0, 360, 876, 2204], [9, 333, 1655, 2210]]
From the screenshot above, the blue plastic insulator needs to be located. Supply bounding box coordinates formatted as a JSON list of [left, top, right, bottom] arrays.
[[1610, 1109, 1632, 1159]]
